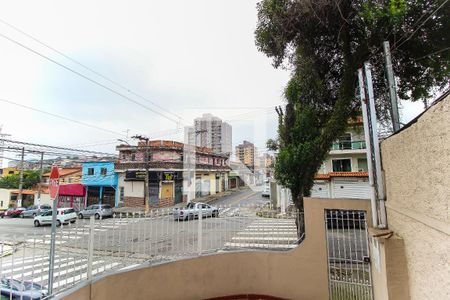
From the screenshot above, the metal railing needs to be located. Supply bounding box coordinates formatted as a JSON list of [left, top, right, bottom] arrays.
[[325, 209, 373, 300], [0, 204, 301, 299], [331, 141, 366, 151]]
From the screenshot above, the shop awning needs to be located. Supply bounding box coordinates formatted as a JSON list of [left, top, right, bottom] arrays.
[[59, 184, 86, 197]]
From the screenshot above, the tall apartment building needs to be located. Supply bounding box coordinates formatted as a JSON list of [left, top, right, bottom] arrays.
[[191, 114, 232, 155], [235, 141, 255, 171]]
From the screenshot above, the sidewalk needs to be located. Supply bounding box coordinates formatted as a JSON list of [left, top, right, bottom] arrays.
[[113, 187, 246, 214]]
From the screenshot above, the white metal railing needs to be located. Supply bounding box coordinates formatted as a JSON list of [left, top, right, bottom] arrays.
[[0, 204, 301, 299], [325, 209, 373, 300]]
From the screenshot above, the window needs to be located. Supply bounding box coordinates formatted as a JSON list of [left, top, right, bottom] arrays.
[[337, 133, 352, 150], [332, 159, 352, 172], [0, 201, 2, 207], [100, 168, 107, 176], [8, 171, 14, 175], [88, 168, 94, 175], [357, 158, 368, 172], [131, 154, 135, 161]]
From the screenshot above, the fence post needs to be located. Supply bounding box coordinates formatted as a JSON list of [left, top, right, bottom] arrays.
[[197, 208, 202, 256], [87, 216, 95, 280]]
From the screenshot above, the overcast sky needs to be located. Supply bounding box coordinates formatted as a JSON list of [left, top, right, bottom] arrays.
[[0, 0, 425, 165]]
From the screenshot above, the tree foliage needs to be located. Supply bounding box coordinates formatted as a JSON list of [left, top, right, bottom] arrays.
[[255, 0, 449, 218], [0, 170, 41, 189]]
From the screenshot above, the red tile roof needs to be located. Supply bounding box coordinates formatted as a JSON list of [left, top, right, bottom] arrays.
[[330, 171, 368, 177], [315, 172, 369, 180]]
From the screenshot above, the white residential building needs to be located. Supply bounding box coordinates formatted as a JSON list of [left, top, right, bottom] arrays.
[[191, 114, 232, 155]]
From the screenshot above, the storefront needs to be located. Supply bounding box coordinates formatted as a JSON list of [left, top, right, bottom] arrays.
[[57, 184, 86, 211]]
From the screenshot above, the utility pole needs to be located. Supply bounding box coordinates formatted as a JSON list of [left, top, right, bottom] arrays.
[[184, 129, 207, 203], [132, 135, 150, 213], [17, 147, 25, 207], [362, 63, 388, 228], [37, 152, 44, 204], [383, 41, 401, 132]]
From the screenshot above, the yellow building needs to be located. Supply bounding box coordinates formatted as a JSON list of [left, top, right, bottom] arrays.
[[0, 167, 19, 177]]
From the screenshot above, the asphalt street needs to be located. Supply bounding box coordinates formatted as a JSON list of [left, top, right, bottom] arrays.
[[0, 188, 268, 241]]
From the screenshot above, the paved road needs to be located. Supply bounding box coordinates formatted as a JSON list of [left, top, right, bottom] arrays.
[[0, 188, 268, 240]]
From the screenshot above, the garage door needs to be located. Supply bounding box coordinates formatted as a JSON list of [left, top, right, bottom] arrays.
[[332, 178, 370, 199], [311, 181, 330, 198]]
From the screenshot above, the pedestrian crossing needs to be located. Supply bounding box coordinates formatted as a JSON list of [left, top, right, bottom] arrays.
[[225, 218, 299, 250], [25, 218, 140, 245], [0, 254, 122, 292]]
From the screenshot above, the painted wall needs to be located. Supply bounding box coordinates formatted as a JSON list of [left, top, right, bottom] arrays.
[[0, 189, 11, 209], [380, 95, 449, 300], [0, 167, 19, 177], [63, 198, 372, 300], [82, 162, 118, 187], [118, 174, 144, 198]]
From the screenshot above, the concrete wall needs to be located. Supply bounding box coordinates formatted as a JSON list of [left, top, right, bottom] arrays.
[[380, 95, 449, 300], [63, 198, 371, 300], [0, 189, 11, 209]]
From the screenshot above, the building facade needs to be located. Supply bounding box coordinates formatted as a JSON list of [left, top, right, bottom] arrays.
[[235, 141, 255, 171], [0, 167, 19, 177], [81, 162, 118, 207], [115, 140, 230, 208], [191, 113, 232, 155], [311, 118, 370, 199]]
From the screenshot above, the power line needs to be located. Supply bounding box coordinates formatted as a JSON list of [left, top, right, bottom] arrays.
[[393, 0, 449, 51], [0, 17, 187, 124], [0, 32, 181, 125], [0, 139, 116, 156], [0, 98, 128, 137], [412, 46, 450, 61]]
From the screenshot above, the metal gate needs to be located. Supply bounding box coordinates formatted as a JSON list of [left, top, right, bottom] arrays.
[[325, 209, 373, 300]]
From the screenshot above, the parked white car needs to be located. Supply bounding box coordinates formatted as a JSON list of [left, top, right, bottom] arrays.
[[173, 202, 219, 221], [33, 208, 77, 227]]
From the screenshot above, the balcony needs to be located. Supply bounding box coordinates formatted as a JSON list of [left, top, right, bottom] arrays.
[[330, 140, 366, 154]]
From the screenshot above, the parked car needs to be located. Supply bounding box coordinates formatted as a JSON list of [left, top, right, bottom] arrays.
[[3, 207, 27, 218], [20, 204, 52, 218], [261, 184, 270, 197], [0, 208, 14, 218], [173, 202, 219, 221], [78, 204, 113, 220], [1, 278, 47, 299], [33, 208, 77, 227]]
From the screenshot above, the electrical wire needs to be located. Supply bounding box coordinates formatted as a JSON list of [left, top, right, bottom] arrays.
[[0, 98, 127, 137], [0, 32, 181, 125], [0, 139, 116, 156], [0, 17, 187, 124], [392, 0, 449, 52]]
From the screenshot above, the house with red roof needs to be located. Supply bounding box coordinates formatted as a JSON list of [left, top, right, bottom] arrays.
[[311, 117, 371, 199]]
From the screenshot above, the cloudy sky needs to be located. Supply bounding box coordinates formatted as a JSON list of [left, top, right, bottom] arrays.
[[0, 0, 425, 165]]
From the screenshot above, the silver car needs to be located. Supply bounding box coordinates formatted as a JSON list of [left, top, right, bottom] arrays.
[[20, 204, 51, 218], [78, 204, 113, 220], [1, 278, 47, 300], [173, 202, 219, 221]]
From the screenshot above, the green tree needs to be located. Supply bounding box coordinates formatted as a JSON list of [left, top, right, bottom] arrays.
[[255, 0, 449, 236], [0, 170, 41, 189]]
